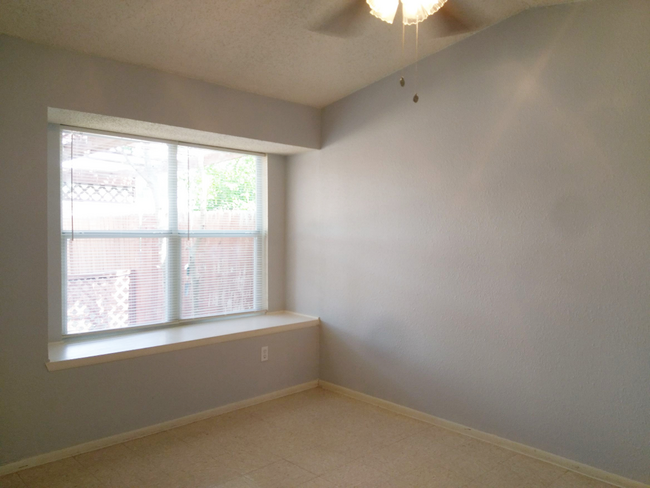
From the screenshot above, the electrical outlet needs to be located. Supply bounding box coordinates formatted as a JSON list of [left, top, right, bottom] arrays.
[[261, 346, 268, 362]]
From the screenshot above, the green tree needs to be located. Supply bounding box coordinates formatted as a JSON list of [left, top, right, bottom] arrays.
[[196, 156, 256, 211]]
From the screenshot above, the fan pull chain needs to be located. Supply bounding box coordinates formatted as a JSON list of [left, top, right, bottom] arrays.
[[414, 19, 419, 103], [399, 21, 405, 87], [70, 133, 74, 241]]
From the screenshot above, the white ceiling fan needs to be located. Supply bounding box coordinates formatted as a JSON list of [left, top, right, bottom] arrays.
[[310, 0, 482, 39], [309, 0, 485, 102]]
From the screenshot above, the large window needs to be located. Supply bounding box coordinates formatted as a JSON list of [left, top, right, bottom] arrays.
[[59, 128, 266, 336]]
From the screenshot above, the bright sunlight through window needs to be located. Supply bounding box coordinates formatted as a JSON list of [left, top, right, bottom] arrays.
[[60, 129, 266, 336]]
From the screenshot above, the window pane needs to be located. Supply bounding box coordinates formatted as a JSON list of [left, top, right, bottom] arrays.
[[180, 237, 258, 319], [61, 130, 169, 231], [66, 238, 167, 334], [178, 147, 258, 231], [59, 128, 266, 335]]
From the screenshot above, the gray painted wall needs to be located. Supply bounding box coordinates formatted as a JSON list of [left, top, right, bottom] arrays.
[[268, 154, 287, 313], [0, 36, 318, 465], [286, 0, 650, 483]]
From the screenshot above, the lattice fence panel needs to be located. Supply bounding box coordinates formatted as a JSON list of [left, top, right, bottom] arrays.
[[67, 270, 134, 333], [62, 182, 135, 204]]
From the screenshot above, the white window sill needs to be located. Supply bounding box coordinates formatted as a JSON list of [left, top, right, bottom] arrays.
[[47, 311, 319, 371]]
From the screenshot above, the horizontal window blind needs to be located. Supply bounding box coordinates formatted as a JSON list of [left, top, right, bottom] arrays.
[[61, 129, 266, 336]]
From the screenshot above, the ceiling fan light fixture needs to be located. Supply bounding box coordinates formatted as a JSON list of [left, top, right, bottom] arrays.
[[367, 0, 400, 24], [367, 0, 449, 25], [401, 0, 448, 25]]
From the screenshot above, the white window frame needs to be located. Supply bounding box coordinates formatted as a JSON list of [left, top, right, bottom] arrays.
[[48, 124, 268, 342]]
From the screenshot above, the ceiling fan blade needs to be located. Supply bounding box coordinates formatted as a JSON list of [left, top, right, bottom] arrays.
[[424, 2, 482, 38], [309, 0, 373, 38]]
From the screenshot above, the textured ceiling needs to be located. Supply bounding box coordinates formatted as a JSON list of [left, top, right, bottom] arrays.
[[0, 0, 578, 107]]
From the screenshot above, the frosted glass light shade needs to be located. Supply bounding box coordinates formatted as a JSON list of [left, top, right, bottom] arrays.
[[402, 0, 448, 24], [367, 0, 448, 26], [367, 0, 399, 24]]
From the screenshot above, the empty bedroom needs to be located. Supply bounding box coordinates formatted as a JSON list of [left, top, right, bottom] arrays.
[[0, 0, 648, 487]]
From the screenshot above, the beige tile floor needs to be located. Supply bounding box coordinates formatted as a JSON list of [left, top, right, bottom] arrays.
[[1, 388, 617, 488]]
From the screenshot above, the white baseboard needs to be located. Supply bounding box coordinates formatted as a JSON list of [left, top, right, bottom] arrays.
[[0, 380, 319, 477], [3, 379, 646, 488], [319, 380, 648, 488]]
